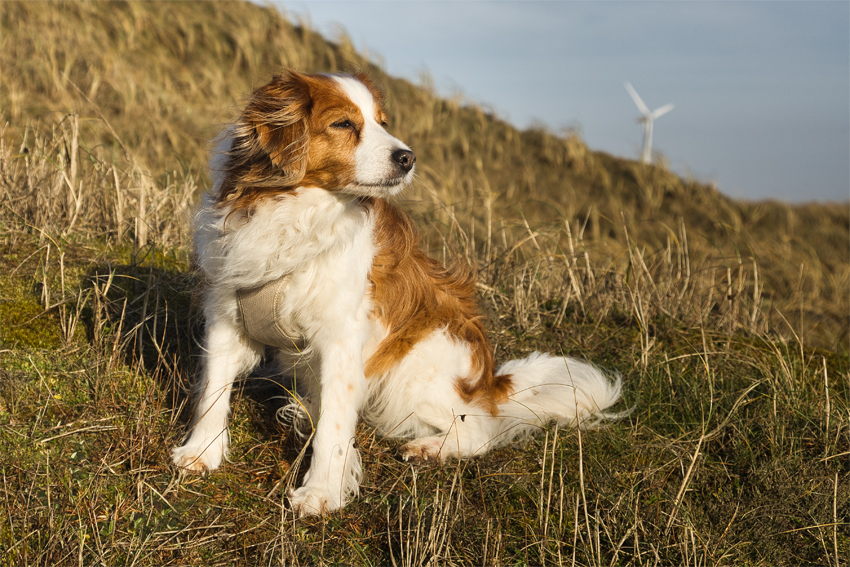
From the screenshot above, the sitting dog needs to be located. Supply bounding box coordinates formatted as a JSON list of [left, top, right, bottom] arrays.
[[172, 70, 625, 517]]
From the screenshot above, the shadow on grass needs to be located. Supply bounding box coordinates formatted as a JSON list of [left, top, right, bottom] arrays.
[[82, 260, 310, 476]]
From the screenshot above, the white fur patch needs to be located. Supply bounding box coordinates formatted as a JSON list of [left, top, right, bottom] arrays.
[[333, 76, 415, 196], [173, 74, 625, 518]]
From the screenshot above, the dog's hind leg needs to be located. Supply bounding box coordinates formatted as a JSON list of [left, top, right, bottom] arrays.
[[398, 397, 503, 463], [172, 314, 263, 474], [364, 328, 504, 462]]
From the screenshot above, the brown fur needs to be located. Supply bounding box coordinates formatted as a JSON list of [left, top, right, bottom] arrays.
[[365, 198, 513, 415], [217, 70, 388, 211], [219, 69, 512, 414]]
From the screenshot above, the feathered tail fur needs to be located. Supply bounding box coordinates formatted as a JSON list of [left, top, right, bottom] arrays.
[[491, 352, 627, 445]]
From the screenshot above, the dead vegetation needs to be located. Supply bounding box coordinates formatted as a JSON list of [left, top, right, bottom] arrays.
[[0, 1, 847, 565]]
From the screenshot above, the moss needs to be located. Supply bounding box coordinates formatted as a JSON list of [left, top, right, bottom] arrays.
[[0, 277, 62, 350]]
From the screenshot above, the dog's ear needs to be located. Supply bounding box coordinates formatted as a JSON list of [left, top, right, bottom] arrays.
[[240, 69, 312, 185]]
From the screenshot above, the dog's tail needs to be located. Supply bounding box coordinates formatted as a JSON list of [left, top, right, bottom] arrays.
[[491, 352, 629, 445]]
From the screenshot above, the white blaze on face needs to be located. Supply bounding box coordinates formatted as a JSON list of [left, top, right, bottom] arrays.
[[334, 76, 415, 195]]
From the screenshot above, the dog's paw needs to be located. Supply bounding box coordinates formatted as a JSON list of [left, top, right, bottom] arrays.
[[400, 436, 450, 463], [288, 485, 341, 518], [171, 442, 224, 474]]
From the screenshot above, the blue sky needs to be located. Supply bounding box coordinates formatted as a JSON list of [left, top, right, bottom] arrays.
[[278, 1, 849, 203]]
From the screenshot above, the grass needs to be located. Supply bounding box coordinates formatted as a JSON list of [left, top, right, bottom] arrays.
[[1, 1, 848, 565]]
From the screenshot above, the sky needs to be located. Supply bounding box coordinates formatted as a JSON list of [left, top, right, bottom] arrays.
[[278, 1, 850, 203]]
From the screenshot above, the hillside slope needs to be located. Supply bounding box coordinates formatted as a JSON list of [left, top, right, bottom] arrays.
[[0, 3, 847, 565], [2, 0, 846, 347]]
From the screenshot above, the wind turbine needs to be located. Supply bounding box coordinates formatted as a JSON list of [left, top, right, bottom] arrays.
[[625, 82, 674, 164]]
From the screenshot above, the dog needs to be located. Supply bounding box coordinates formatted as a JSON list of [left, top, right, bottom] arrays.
[[172, 70, 625, 517]]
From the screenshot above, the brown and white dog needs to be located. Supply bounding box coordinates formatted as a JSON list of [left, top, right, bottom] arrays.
[[172, 70, 625, 517]]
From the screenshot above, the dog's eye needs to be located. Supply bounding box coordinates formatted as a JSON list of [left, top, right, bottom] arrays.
[[381, 121, 388, 128], [331, 119, 354, 130]]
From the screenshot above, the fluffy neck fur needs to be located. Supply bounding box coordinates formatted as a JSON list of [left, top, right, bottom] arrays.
[[194, 188, 371, 291]]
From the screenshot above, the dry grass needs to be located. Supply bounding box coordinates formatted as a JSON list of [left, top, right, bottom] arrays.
[[0, 1, 847, 565]]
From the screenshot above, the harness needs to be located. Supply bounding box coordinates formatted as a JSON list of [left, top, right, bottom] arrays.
[[236, 275, 301, 348]]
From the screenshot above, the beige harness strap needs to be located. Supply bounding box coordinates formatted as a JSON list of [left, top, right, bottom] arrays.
[[236, 276, 300, 348]]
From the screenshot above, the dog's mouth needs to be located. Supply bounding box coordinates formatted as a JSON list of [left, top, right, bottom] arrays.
[[344, 170, 414, 196]]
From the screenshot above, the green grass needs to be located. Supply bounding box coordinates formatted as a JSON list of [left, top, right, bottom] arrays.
[[0, 1, 848, 565]]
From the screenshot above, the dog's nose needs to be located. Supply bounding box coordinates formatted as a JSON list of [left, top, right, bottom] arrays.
[[392, 149, 416, 173]]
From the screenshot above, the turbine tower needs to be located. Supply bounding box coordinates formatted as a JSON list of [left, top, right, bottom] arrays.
[[625, 82, 674, 164]]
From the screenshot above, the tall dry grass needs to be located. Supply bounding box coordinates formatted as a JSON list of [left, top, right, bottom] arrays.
[[0, 1, 847, 565], [2, 0, 846, 349]]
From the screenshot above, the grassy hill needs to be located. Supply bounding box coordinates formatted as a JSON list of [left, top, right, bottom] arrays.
[[0, 1, 847, 565]]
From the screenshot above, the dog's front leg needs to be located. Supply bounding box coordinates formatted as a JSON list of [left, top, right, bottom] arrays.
[[289, 333, 366, 517], [172, 311, 262, 474]]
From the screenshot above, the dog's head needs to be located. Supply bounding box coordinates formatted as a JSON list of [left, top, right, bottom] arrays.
[[218, 70, 415, 206]]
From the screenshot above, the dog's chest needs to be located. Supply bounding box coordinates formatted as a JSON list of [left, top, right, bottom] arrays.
[[222, 190, 377, 344]]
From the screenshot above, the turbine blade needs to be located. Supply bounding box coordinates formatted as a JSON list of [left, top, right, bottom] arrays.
[[651, 104, 674, 119], [624, 82, 650, 115]]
